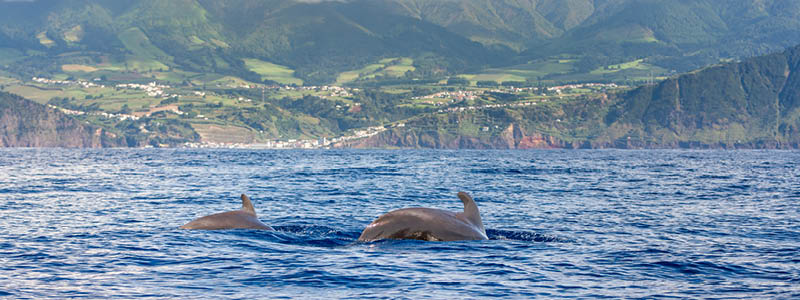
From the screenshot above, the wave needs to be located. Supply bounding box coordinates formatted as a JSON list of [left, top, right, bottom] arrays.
[[200, 225, 570, 249], [472, 167, 601, 176], [295, 166, 403, 177], [487, 229, 570, 243]]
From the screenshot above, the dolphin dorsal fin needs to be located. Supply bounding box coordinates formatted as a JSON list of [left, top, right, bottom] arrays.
[[240, 194, 256, 216], [457, 192, 484, 231]]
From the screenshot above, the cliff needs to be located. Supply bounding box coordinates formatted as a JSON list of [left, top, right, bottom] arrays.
[[0, 92, 126, 147], [600, 44, 800, 148], [343, 124, 590, 149], [345, 45, 800, 149]]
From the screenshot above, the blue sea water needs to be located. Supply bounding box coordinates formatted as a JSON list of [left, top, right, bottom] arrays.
[[0, 149, 798, 299]]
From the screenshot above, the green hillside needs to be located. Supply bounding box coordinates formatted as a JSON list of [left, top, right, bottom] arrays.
[[3, 42, 800, 148], [601, 45, 800, 147], [0, 91, 126, 147], [2, 0, 800, 85], [2, 0, 800, 149], [385, 0, 593, 50], [347, 45, 800, 149]]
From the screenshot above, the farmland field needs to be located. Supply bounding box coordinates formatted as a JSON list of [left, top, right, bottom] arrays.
[[62, 64, 99, 72], [335, 57, 415, 85], [243, 59, 303, 85]]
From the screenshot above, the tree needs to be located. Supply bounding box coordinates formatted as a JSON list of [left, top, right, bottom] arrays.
[[477, 80, 498, 87], [447, 77, 469, 86]]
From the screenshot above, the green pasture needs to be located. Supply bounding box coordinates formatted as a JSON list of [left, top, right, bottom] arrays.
[[210, 38, 229, 48], [64, 25, 83, 43], [0, 75, 19, 85], [206, 75, 253, 87], [63, 58, 167, 75], [590, 59, 649, 75], [5, 81, 193, 112], [459, 73, 527, 84], [189, 35, 205, 46], [468, 56, 670, 84], [336, 63, 384, 84], [85, 96, 154, 111], [382, 88, 411, 94], [380, 58, 415, 76], [189, 73, 227, 85], [243, 59, 303, 85], [118, 27, 171, 62], [459, 58, 577, 84], [4, 85, 70, 104], [336, 57, 414, 85], [36, 32, 55, 47]]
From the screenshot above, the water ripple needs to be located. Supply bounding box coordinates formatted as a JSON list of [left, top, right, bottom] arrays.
[[0, 149, 798, 298]]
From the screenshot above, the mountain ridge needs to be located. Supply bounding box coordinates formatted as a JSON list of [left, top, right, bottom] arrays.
[[2, 0, 800, 149], [3, 0, 800, 84], [344, 45, 800, 149]]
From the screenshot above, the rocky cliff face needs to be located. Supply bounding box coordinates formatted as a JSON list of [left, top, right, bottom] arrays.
[[343, 122, 799, 149], [0, 92, 125, 147], [345, 45, 800, 150], [599, 44, 800, 149], [341, 123, 592, 149]]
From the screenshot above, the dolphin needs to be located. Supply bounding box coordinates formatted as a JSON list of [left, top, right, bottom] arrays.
[[358, 192, 488, 242], [179, 194, 274, 230]]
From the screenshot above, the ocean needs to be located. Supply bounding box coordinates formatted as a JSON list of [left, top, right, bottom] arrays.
[[0, 149, 798, 299]]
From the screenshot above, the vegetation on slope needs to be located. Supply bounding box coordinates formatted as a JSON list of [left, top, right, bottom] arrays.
[[350, 45, 800, 149], [3, 0, 800, 85], [0, 91, 124, 147]]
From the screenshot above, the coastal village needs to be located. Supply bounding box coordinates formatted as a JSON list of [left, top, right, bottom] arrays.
[[26, 75, 621, 149], [27, 76, 384, 149], [181, 126, 387, 149]]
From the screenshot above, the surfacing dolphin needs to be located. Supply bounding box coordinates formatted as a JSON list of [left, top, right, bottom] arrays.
[[358, 192, 488, 242], [179, 194, 274, 230]]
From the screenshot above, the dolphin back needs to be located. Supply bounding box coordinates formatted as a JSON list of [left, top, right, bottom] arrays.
[[179, 210, 273, 230], [358, 192, 488, 242], [457, 192, 485, 235], [179, 194, 273, 230], [240, 194, 256, 216]]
